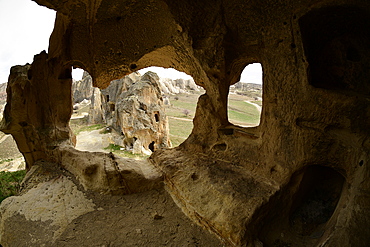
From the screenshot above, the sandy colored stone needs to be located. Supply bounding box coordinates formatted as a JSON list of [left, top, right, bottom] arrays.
[[0, 164, 95, 244], [0, 1, 369, 246]]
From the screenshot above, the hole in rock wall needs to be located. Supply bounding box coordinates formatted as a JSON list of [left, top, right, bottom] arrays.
[[70, 66, 203, 158], [154, 112, 160, 122], [259, 165, 345, 246], [228, 63, 263, 127], [289, 165, 345, 236], [148, 141, 155, 152], [300, 5, 370, 94]]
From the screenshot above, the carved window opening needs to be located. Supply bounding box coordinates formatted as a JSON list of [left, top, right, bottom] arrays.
[[299, 6, 370, 94], [154, 111, 160, 122], [148, 141, 155, 152], [109, 103, 115, 112], [228, 63, 263, 127]]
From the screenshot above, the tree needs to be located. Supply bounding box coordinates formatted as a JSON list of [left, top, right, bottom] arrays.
[[183, 109, 190, 117]]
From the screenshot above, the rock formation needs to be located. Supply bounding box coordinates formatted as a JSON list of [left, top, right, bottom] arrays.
[[159, 77, 201, 94], [1, 1, 370, 246], [72, 71, 94, 103], [82, 71, 171, 154], [0, 83, 6, 104], [0, 83, 6, 120]]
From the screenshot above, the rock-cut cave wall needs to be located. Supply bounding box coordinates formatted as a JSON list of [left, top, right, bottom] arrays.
[[1, 0, 370, 246]]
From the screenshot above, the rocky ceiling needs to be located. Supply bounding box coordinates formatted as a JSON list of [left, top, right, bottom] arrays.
[[0, 0, 370, 246]]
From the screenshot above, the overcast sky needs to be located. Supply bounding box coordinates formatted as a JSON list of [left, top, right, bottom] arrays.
[[0, 0, 262, 84], [0, 0, 55, 84]]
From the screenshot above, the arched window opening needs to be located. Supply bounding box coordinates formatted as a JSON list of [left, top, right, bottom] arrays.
[[109, 103, 115, 112], [148, 141, 155, 152], [70, 66, 202, 158], [154, 112, 160, 122], [228, 63, 263, 127]]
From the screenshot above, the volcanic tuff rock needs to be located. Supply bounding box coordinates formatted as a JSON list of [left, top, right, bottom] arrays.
[[1, 1, 370, 246], [159, 77, 201, 94], [0, 83, 6, 104], [72, 71, 94, 103], [88, 71, 171, 154]]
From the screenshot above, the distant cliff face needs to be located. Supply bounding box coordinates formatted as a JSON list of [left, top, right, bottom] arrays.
[[72, 71, 94, 103], [0, 83, 6, 104], [159, 77, 202, 94], [0, 83, 7, 119]]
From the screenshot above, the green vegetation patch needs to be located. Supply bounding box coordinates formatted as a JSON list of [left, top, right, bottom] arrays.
[[73, 124, 105, 135], [104, 144, 123, 152], [0, 158, 14, 165], [228, 100, 260, 125], [104, 144, 149, 159], [0, 169, 26, 203], [168, 118, 193, 147]]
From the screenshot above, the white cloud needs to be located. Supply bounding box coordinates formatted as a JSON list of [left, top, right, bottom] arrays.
[[0, 0, 55, 83]]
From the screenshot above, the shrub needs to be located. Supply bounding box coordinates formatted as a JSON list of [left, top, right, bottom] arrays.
[[0, 170, 26, 203], [183, 109, 190, 117], [104, 144, 123, 152]]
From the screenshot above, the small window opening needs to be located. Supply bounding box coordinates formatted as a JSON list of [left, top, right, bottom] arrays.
[[154, 111, 160, 122], [228, 63, 263, 127], [148, 141, 155, 152], [109, 103, 115, 112], [106, 95, 110, 102]]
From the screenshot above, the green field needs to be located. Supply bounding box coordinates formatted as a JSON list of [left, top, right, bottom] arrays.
[[165, 92, 261, 146]]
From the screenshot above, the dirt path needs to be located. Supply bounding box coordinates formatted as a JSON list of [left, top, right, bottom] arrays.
[[0, 133, 8, 144], [75, 129, 111, 153], [245, 100, 262, 113], [169, 116, 193, 122]]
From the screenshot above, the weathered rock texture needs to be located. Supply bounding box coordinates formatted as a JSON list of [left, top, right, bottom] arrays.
[[159, 77, 201, 94], [1, 0, 370, 246], [0, 83, 6, 105], [87, 71, 171, 154], [0, 160, 222, 246], [72, 71, 93, 103], [0, 83, 6, 120]]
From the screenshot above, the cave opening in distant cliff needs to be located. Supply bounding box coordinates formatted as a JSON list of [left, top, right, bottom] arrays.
[[228, 63, 263, 127]]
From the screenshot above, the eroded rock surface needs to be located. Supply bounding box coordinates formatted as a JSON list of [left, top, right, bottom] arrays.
[[0, 160, 222, 246], [0, 0, 370, 246], [88, 71, 171, 154]]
